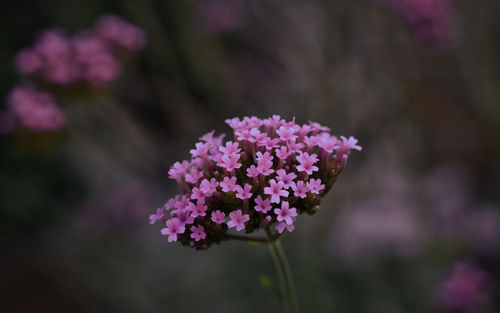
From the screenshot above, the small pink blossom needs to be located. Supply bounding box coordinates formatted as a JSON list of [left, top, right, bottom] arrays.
[[191, 187, 206, 201], [168, 161, 190, 180], [275, 169, 297, 189], [276, 125, 298, 141], [254, 195, 272, 213], [190, 225, 206, 242], [275, 146, 291, 160], [257, 159, 274, 176], [219, 141, 241, 155], [296, 152, 319, 175], [287, 140, 305, 154], [190, 201, 208, 217], [190, 142, 210, 157], [291, 180, 308, 198], [264, 179, 289, 204], [200, 178, 219, 196], [220, 176, 238, 192], [161, 218, 186, 242], [211, 210, 226, 224], [317, 133, 338, 153], [220, 153, 241, 171], [306, 178, 325, 194], [235, 183, 253, 200], [246, 165, 260, 178], [227, 209, 250, 231], [256, 151, 274, 163], [149, 207, 164, 224], [339, 136, 362, 151], [258, 136, 280, 150], [274, 201, 297, 225], [185, 167, 204, 184], [276, 220, 295, 234]]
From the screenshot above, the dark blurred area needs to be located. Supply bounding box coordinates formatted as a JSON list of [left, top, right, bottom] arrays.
[[1, 0, 500, 312]]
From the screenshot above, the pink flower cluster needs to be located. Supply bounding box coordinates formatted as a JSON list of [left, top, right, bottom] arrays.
[[14, 14, 146, 86], [6, 84, 66, 132], [375, 0, 457, 53], [150, 116, 361, 249], [2, 14, 147, 134]]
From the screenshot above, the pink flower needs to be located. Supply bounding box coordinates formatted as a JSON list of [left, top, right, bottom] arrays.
[[291, 180, 308, 198], [219, 141, 241, 155], [258, 136, 280, 150], [306, 178, 324, 194], [274, 201, 297, 225], [161, 218, 186, 242], [276, 220, 295, 234], [190, 142, 210, 157], [220, 153, 241, 171], [257, 159, 274, 176], [339, 136, 362, 151], [275, 169, 297, 189], [287, 140, 305, 154], [173, 209, 195, 226], [227, 210, 250, 231], [149, 207, 164, 224], [200, 178, 219, 196], [190, 201, 208, 218], [220, 176, 238, 192], [190, 225, 206, 242], [275, 146, 291, 160], [276, 125, 298, 141], [211, 210, 226, 224], [296, 152, 319, 175], [235, 183, 253, 200], [254, 195, 272, 213], [246, 165, 260, 178], [185, 168, 204, 184], [317, 133, 338, 153], [191, 187, 206, 201], [168, 161, 189, 180], [264, 179, 289, 204], [256, 151, 273, 163], [151, 115, 361, 249]]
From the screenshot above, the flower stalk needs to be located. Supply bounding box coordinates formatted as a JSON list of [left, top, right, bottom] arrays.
[[266, 228, 299, 313]]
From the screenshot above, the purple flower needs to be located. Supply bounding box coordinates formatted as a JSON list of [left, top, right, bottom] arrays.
[[276, 169, 297, 189], [274, 201, 297, 225], [190, 225, 207, 242], [235, 183, 253, 200], [227, 210, 250, 231], [264, 179, 289, 204], [161, 218, 186, 242], [306, 178, 325, 195], [246, 165, 260, 178], [255, 195, 272, 213], [220, 176, 237, 192], [211, 210, 226, 224], [291, 180, 308, 198], [200, 178, 219, 196], [296, 152, 319, 175]]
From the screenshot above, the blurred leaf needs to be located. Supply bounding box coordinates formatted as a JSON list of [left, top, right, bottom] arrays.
[[259, 275, 282, 301]]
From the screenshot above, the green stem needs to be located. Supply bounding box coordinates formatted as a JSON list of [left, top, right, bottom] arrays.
[[266, 229, 299, 313]]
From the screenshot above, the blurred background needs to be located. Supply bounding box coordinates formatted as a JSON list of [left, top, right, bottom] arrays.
[[1, 0, 499, 312]]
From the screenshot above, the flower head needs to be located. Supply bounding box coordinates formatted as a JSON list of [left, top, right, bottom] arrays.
[[150, 116, 360, 249]]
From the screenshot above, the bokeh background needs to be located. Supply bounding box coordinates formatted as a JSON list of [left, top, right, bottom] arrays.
[[1, 0, 500, 312]]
